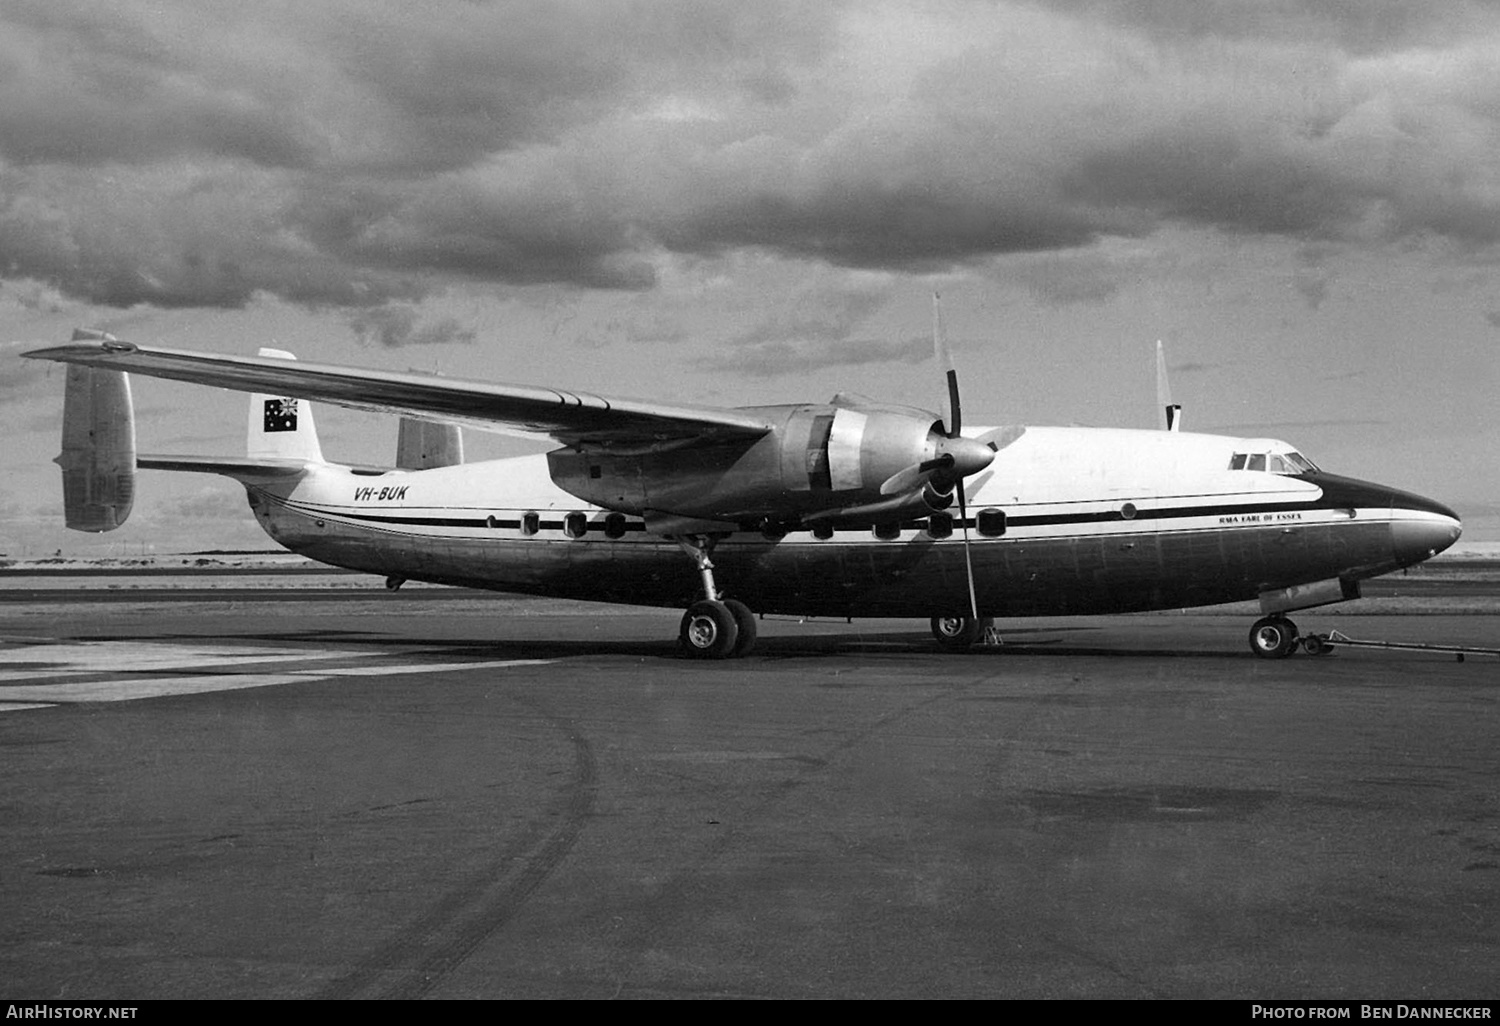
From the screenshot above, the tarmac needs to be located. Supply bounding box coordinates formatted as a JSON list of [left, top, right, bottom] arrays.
[[0, 593, 1496, 999]]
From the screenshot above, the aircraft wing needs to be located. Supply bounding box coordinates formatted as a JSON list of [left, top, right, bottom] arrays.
[[23, 338, 773, 447]]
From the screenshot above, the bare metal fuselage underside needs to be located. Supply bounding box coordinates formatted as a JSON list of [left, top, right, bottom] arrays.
[[249, 484, 1432, 619]]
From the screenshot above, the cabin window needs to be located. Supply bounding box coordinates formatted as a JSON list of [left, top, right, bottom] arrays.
[[486, 515, 499, 529], [812, 523, 835, 540], [873, 521, 901, 540], [977, 508, 1007, 537], [564, 512, 588, 539], [927, 512, 953, 539], [1120, 502, 1137, 520], [604, 513, 627, 539], [521, 511, 540, 536]]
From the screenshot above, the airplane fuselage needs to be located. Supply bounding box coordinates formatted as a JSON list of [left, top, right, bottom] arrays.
[[243, 426, 1461, 619]]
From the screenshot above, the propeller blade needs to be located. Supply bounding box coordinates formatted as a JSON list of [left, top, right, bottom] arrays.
[[934, 293, 960, 437], [879, 453, 953, 496], [1157, 339, 1181, 432], [957, 478, 980, 622], [935, 294, 979, 621]]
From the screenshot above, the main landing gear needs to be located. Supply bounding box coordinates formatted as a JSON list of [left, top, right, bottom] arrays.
[[929, 615, 998, 651], [675, 536, 757, 659]]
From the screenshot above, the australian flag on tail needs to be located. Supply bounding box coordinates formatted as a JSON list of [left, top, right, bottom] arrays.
[[264, 397, 299, 432]]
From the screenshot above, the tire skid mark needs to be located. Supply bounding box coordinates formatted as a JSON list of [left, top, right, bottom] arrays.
[[604, 670, 1165, 999], [317, 696, 596, 1000], [600, 676, 993, 996]]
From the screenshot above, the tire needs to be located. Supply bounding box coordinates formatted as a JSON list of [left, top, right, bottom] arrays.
[[931, 615, 983, 651], [1248, 616, 1298, 659], [722, 598, 758, 657], [679, 600, 740, 659]]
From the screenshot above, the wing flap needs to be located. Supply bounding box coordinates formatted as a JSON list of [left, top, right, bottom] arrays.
[[24, 338, 773, 447]]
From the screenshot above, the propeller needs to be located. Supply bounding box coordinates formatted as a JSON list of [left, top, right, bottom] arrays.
[[934, 293, 983, 624], [878, 294, 994, 496], [877, 294, 989, 623]]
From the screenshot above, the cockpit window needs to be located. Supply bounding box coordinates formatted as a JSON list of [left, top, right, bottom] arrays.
[[1229, 448, 1320, 475]]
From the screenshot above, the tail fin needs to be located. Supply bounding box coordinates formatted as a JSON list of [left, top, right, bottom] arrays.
[[247, 348, 324, 463], [56, 366, 137, 532], [396, 418, 464, 469]]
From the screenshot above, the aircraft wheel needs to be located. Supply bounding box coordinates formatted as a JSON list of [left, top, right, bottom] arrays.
[[1248, 616, 1299, 659], [680, 600, 740, 659], [931, 615, 983, 651], [722, 598, 758, 657]]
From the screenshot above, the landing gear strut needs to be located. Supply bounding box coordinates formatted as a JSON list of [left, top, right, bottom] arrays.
[[675, 535, 757, 659], [1248, 615, 1299, 659]]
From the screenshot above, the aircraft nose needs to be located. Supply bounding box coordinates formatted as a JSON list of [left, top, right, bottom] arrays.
[[1390, 499, 1462, 567]]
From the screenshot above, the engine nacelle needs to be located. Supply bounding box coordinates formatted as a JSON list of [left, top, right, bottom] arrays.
[[548, 399, 946, 527]]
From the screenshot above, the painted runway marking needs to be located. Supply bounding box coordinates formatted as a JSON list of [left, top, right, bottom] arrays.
[[0, 640, 553, 712], [314, 660, 552, 678], [0, 642, 368, 680]]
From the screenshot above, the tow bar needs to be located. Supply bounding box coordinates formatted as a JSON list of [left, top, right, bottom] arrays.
[[1301, 629, 1500, 662]]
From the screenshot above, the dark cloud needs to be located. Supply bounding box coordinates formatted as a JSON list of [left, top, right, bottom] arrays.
[[349, 303, 478, 348], [694, 336, 930, 379], [1013, 253, 1128, 307], [1028, 1, 1488, 53], [690, 282, 915, 377], [725, 286, 891, 349], [1170, 361, 1225, 375], [3, 2, 1500, 311]]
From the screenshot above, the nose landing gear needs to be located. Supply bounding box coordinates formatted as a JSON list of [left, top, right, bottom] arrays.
[[1248, 615, 1299, 659]]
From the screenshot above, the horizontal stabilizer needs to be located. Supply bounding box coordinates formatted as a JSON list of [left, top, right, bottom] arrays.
[[57, 366, 136, 532], [137, 456, 310, 481]]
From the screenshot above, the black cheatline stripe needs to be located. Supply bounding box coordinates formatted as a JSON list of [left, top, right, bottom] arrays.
[[1007, 497, 1324, 528], [285, 504, 652, 535], [291, 497, 1346, 536]]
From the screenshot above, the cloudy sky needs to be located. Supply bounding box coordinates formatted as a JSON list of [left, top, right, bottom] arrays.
[[3, 0, 1498, 555]]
